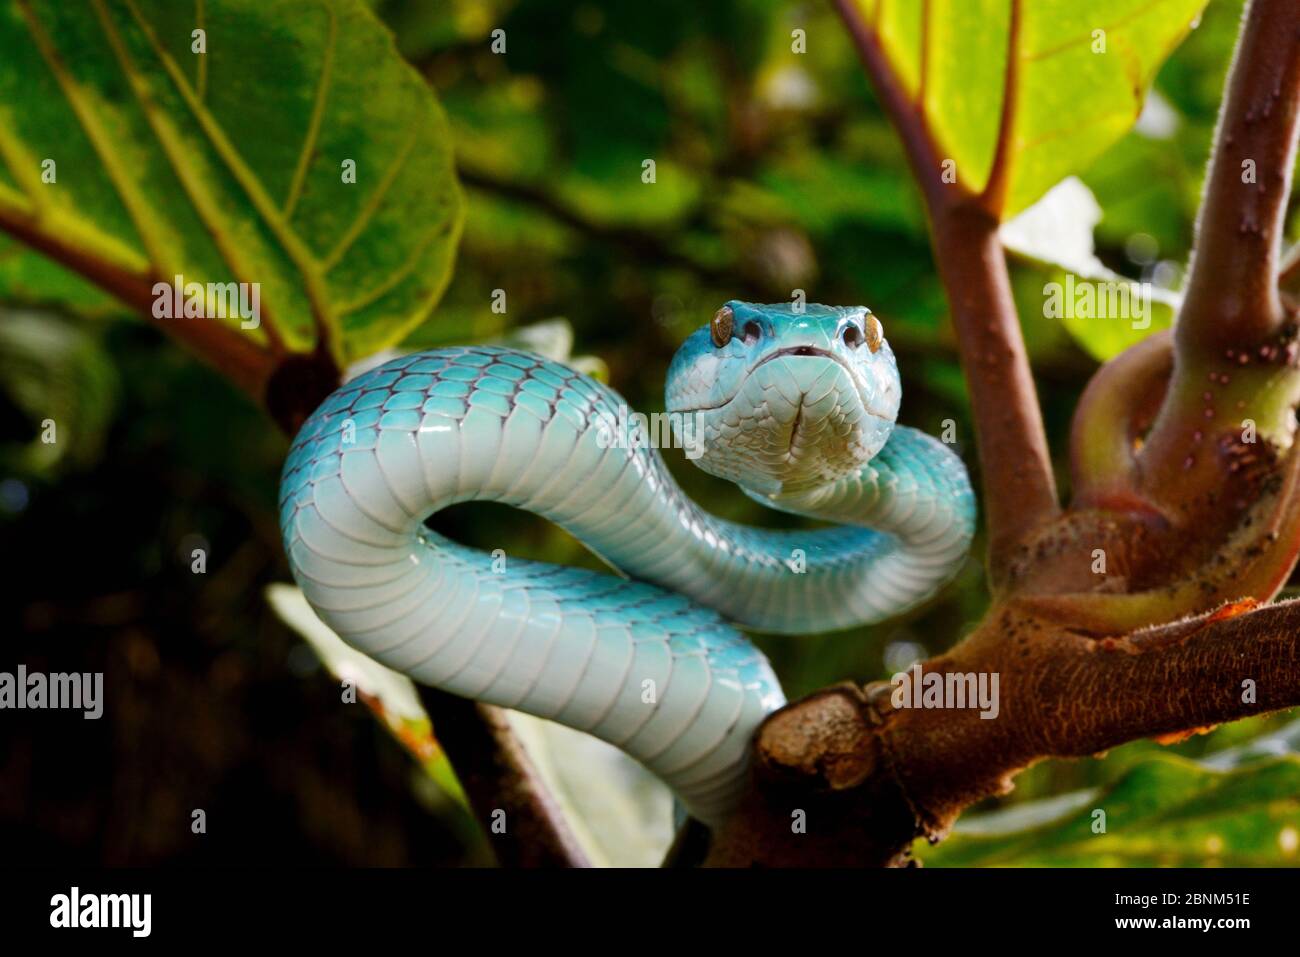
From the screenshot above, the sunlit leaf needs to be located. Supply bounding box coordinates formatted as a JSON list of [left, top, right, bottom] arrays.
[[850, 0, 1209, 217]]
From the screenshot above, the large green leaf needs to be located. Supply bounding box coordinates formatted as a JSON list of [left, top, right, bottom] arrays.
[[918, 717, 1300, 866], [0, 0, 463, 363], [851, 0, 1209, 217]]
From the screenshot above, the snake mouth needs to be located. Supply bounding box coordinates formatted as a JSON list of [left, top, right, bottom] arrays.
[[753, 345, 838, 367], [676, 346, 893, 421]]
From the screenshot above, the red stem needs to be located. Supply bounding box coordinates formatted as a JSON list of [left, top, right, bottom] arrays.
[[833, 0, 1060, 580]]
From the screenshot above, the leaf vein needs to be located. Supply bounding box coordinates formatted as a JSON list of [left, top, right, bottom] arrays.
[[284, 0, 337, 220]]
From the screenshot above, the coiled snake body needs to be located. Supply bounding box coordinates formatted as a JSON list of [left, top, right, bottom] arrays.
[[279, 302, 975, 824]]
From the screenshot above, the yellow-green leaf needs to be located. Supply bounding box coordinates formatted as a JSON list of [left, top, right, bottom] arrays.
[[851, 0, 1208, 218]]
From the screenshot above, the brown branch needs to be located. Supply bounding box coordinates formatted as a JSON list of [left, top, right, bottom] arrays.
[[418, 690, 591, 868], [1068, 329, 1172, 509], [707, 598, 1300, 867], [1176, 0, 1300, 351], [1030, 599, 1300, 755], [833, 0, 1059, 583], [929, 204, 1060, 581], [1133, 0, 1300, 520]]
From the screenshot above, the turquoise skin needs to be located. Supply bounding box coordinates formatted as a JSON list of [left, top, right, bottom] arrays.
[[278, 303, 976, 824]]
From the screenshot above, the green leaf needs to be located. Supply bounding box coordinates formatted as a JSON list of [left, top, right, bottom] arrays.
[[851, 0, 1209, 218], [917, 717, 1300, 866], [0, 0, 463, 364]]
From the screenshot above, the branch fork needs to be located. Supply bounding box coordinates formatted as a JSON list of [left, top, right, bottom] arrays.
[[700, 0, 1300, 868]]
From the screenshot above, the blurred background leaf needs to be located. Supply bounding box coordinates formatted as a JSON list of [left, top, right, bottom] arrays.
[[916, 716, 1300, 866], [0, 306, 117, 475]]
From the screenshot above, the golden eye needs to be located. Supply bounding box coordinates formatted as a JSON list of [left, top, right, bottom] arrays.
[[711, 306, 735, 348], [864, 314, 883, 353]]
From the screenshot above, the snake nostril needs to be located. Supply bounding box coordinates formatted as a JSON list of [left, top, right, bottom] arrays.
[[842, 325, 863, 349], [743, 321, 762, 345]]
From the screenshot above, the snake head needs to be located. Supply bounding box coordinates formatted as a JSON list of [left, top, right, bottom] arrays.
[[665, 300, 901, 495]]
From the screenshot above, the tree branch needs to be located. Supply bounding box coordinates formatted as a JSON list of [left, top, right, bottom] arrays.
[[1068, 329, 1172, 510], [929, 203, 1060, 580], [707, 598, 1300, 867], [417, 690, 592, 867], [1134, 0, 1300, 521], [833, 0, 1059, 583], [1176, 0, 1300, 351]]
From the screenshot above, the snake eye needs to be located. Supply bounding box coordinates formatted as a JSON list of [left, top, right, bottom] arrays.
[[710, 306, 734, 348], [864, 314, 883, 353]]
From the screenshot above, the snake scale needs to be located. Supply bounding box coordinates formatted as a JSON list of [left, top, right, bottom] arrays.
[[279, 301, 976, 824]]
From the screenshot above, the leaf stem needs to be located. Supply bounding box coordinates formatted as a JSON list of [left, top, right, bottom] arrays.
[[833, 0, 1060, 581], [0, 204, 275, 400]]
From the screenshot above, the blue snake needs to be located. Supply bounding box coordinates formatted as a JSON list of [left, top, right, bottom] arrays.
[[279, 302, 975, 825]]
